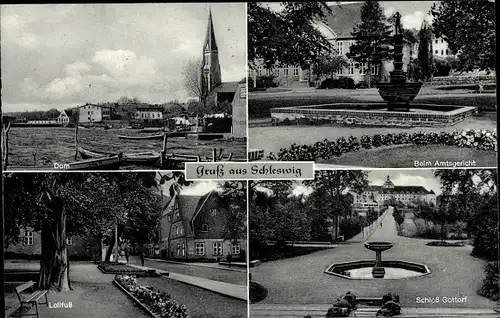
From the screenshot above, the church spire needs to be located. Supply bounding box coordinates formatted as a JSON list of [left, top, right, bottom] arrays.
[[203, 8, 218, 52]]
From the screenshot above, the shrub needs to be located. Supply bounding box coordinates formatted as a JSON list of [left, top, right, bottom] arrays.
[[426, 241, 464, 247], [478, 262, 499, 301], [319, 77, 355, 89], [250, 281, 268, 304], [115, 275, 187, 318], [413, 219, 442, 239], [339, 216, 363, 240], [268, 129, 497, 161], [338, 77, 355, 89], [434, 57, 452, 76]]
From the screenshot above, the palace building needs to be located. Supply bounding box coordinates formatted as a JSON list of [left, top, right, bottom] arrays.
[[353, 175, 437, 214]]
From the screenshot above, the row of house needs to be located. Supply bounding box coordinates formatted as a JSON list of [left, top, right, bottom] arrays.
[[6, 190, 246, 262], [251, 2, 454, 87]]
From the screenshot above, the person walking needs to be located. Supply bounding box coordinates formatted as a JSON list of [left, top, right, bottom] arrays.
[[125, 247, 129, 263], [140, 251, 145, 267]]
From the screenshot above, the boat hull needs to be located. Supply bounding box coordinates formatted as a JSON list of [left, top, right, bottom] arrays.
[[117, 134, 164, 140]]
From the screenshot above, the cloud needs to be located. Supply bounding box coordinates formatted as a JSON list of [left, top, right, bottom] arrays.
[[401, 11, 433, 30], [64, 61, 92, 76]]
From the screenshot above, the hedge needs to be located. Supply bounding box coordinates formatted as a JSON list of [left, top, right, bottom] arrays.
[[478, 262, 499, 301], [115, 275, 187, 318], [268, 129, 497, 161]]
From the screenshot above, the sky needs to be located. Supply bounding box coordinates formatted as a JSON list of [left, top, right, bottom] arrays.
[[262, 1, 435, 30], [292, 169, 442, 197], [1, 3, 246, 113]]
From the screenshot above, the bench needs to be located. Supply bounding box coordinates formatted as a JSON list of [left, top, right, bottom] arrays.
[[14, 281, 48, 317]]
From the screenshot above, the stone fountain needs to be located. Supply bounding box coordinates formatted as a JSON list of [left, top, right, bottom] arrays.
[[375, 12, 423, 111], [364, 241, 394, 278]]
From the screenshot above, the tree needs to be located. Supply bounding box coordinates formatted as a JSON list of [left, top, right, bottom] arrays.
[[219, 181, 247, 244], [248, 2, 335, 69], [45, 108, 60, 119], [182, 58, 204, 105], [305, 171, 368, 241], [414, 21, 436, 81], [312, 53, 349, 80], [346, 0, 392, 88], [4, 172, 162, 291], [431, 0, 495, 73], [117, 96, 140, 105]]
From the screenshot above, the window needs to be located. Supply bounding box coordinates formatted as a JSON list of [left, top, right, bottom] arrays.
[[435, 50, 438, 54], [359, 63, 366, 75], [195, 242, 205, 255], [258, 65, 263, 76], [348, 63, 354, 75], [201, 224, 208, 232], [446, 49, 449, 55], [435, 39, 438, 44], [337, 68, 343, 75], [213, 242, 223, 256], [66, 237, 72, 246], [179, 227, 183, 235], [371, 64, 378, 75], [175, 226, 179, 235], [181, 243, 185, 256], [177, 244, 180, 256], [175, 211, 180, 218], [23, 231, 33, 245], [232, 243, 241, 255], [283, 69, 289, 76], [168, 214, 172, 222], [441, 50, 444, 55], [441, 39, 444, 43], [337, 41, 343, 55], [293, 68, 299, 76], [276, 69, 280, 76]]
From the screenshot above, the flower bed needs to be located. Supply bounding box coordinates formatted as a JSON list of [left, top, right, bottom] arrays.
[[268, 129, 497, 161], [115, 275, 188, 318], [426, 241, 465, 247], [98, 263, 158, 277]]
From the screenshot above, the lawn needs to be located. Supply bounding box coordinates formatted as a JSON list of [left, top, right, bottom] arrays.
[[319, 144, 497, 168], [250, 245, 332, 262]]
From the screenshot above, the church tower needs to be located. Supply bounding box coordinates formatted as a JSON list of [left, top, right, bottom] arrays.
[[200, 9, 222, 101]]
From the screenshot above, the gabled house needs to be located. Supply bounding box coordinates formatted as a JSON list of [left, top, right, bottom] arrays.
[[158, 190, 246, 261]]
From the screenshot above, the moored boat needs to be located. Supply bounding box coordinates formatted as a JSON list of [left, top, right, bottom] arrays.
[[117, 133, 164, 140], [78, 146, 160, 165], [67, 155, 121, 170]]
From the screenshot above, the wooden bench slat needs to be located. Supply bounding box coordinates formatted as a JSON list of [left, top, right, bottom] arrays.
[[15, 281, 35, 293], [23, 290, 47, 303]]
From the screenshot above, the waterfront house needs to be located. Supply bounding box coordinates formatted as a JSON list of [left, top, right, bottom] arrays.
[[78, 103, 111, 123], [57, 110, 70, 125], [134, 107, 164, 121], [157, 191, 246, 261]]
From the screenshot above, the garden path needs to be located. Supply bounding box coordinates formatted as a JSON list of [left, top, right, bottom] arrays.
[[250, 213, 495, 308]]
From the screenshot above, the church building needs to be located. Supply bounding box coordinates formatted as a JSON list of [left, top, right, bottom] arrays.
[[199, 10, 246, 139]]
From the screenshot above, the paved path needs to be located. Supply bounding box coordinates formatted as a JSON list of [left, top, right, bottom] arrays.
[[129, 256, 246, 285], [6, 262, 148, 318], [145, 257, 246, 273], [250, 213, 496, 309], [251, 304, 500, 318], [127, 262, 247, 301]]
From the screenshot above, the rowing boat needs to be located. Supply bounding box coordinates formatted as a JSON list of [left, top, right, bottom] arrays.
[[78, 147, 160, 165], [67, 155, 121, 170], [117, 133, 164, 140]]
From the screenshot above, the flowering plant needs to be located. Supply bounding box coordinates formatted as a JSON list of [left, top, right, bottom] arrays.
[[115, 275, 188, 318], [268, 129, 497, 161]]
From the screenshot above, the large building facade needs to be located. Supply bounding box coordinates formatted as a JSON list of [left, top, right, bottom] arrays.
[[78, 103, 111, 123], [353, 175, 437, 213], [251, 2, 454, 88], [157, 191, 246, 261]]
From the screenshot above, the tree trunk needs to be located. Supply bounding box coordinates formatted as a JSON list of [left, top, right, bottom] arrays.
[[441, 223, 447, 241], [104, 235, 116, 263], [38, 204, 71, 291]]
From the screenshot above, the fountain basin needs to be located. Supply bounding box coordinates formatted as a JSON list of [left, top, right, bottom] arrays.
[[375, 82, 423, 109], [325, 260, 431, 280], [270, 103, 476, 127], [364, 241, 394, 252]]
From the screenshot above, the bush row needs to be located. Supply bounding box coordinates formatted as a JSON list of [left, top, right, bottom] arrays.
[[478, 262, 499, 301], [268, 129, 497, 161], [427, 74, 496, 86], [116, 275, 188, 318]]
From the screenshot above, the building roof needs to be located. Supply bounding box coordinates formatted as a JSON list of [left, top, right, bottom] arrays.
[[213, 81, 239, 93], [365, 185, 433, 195], [323, 2, 363, 39], [175, 191, 215, 237], [137, 107, 164, 111], [78, 103, 111, 109]]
